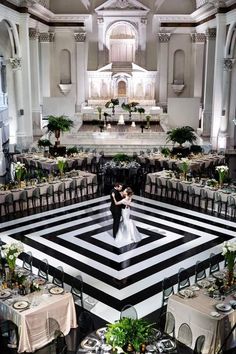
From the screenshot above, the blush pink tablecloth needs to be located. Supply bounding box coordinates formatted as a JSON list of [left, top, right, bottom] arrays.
[[0, 291, 77, 353]]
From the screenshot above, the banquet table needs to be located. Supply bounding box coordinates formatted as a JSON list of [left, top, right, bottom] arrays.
[[0, 287, 77, 353], [167, 289, 236, 354], [145, 171, 236, 208], [0, 171, 97, 215]]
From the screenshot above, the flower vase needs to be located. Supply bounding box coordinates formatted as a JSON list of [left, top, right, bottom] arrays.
[[219, 174, 223, 189], [122, 343, 135, 354], [226, 268, 234, 287]]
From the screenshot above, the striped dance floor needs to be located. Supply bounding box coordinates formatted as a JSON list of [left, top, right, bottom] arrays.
[[0, 195, 235, 323]]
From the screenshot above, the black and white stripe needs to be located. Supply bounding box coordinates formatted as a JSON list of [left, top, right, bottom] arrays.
[[1, 195, 235, 322]]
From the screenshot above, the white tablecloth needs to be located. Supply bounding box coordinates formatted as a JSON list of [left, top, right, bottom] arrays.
[[0, 290, 77, 353]]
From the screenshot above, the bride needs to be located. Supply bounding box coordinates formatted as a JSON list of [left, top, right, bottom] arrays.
[[112, 187, 141, 245]]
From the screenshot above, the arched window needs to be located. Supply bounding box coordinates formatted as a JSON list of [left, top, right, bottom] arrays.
[[60, 49, 71, 84], [173, 50, 185, 84]]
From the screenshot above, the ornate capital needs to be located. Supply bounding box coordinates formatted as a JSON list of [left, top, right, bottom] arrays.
[[39, 32, 55, 42], [191, 33, 205, 43], [29, 28, 39, 40], [224, 59, 235, 71], [74, 32, 86, 42], [205, 28, 216, 40], [97, 17, 104, 24], [9, 57, 22, 70], [141, 18, 147, 25], [158, 33, 171, 43]]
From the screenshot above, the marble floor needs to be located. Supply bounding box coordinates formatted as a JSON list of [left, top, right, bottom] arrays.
[[1, 195, 235, 325]]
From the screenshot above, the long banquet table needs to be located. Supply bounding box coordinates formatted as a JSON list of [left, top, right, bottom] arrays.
[[167, 289, 236, 354], [0, 287, 77, 353]]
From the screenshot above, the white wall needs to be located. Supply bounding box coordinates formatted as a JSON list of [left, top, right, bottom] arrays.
[[42, 97, 75, 118], [168, 97, 200, 129]]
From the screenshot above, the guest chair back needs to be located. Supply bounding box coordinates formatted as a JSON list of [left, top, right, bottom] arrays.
[[164, 312, 175, 337], [22, 251, 33, 273], [195, 261, 207, 283], [38, 258, 49, 281], [120, 304, 138, 320], [71, 274, 84, 308], [178, 268, 190, 291], [177, 323, 193, 347], [162, 277, 174, 307], [52, 266, 64, 288], [209, 253, 220, 275], [194, 335, 205, 354]]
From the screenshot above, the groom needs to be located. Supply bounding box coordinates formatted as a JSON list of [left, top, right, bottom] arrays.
[[110, 183, 123, 239]]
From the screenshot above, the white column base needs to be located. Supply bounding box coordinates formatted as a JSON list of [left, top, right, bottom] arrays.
[[32, 111, 42, 136], [17, 134, 33, 150], [0, 152, 6, 176]]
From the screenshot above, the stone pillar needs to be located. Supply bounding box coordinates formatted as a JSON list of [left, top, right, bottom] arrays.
[[0, 127, 6, 176], [211, 12, 226, 149], [139, 18, 147, 67], [202, 28, 216, 137], [191, 33, 205, 98], [158, 32, 170, 110], [97, 17, 105, 66], [18, 13, 33, 148], [218, 58, 236, 148], [74, 32, 86, 112], [39, 32, 54, 98], [29, 28, 42, 136]]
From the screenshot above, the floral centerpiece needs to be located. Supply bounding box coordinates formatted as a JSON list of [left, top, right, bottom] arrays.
[[15, 162, 27, 187], [56, 156, 67, 178], [216, 165, 229, 188], [222, 240, 236, 286], [105, 318, 155, 352], [2, 241, 24, 275], [179, 158, 191, 180]]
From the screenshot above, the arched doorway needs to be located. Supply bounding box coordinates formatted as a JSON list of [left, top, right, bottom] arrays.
[[118, 80, 126, 96], [106, 22, 137, 63]]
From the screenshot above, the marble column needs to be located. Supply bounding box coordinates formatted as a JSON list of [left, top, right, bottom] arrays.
[[211, 12, 226, 149], [218, 58, 236, 148], [39, 32, 54, 98], [158, 33, 170, 110], [18, 13, 33, 148], [0, 127, 6, 176], [29, 28, 42, 136], [202, 28, 216, 137], [191, 33, 205, 98], [139, 18, 147, 67], [6, 58, 18, 152], [74, 32, 86, 112], [97, 17, 105, 66]]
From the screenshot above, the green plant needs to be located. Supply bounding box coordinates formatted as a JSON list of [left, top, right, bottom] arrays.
[[121, 102, 139, 118], [145, 115, 151, 129], [161, 147, 171, 157], [37, 139, 52, 148], [47, 115, 73, 146], [166, 126, 197, 147], [105, 98, 119, 115], [105, 318, 155, 351], [137, 107, 145, 116], [113, 153, 131, 163], [67, 146, 78, 156]]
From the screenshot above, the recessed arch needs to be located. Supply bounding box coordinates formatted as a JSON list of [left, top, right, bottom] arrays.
[[225, 23, 236, 58], [59, 49, 71, 84]]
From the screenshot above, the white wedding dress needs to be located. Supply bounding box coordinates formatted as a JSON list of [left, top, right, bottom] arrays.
[[115, 198, 141, 245]]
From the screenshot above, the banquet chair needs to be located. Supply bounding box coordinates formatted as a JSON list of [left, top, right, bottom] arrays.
[[120, 304, 138, 320], [199, 189, 208, 211], [161, 277, 174, 307], [156, 178, 167, 198], [46, 318, 60, 342], [162, 160, 169, 170], [70, 274, 84, 308], [177, 323, 193, 347], [177, 268, 190, 291], [78, 178, 87, 201], [213, 192, 227, 215], [209, 253, 220, 275], [194, 261, 207, 283], [3, 193, 15, 215], [22, 251, 33, 273], [38, 258, 49, 281], [54, 183, 65, 205], [0, 320, 19, 349], [87, 175, 98, 198], [166, 180, 176, 199], [164, 312, 175, 337], [193, 335, 205, 354], [52, 266, 64, 288], [27, 187, 41, 209], [68, 179, 78, 201], [54, 330, 67, 354], [186, 186, 198, 206], [18, 190, 29, 214], [175, 183, 187, 203], [226, 196, 236, 219], [144, 175, 155, 197]]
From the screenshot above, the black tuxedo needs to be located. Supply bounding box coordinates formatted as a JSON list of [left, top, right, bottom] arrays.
[[110, 188, 124, 238]]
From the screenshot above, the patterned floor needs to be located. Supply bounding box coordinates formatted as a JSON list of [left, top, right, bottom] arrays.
[[1, 195, 235, 323]]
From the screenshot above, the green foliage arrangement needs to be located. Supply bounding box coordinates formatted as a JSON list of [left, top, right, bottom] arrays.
[[113, 153, 131, 163], [137, 107, 145, 115], [37, 139, 52, 148], [121, 102, 139, 118], [66, 146, 78, 156], [166, 126, 197, 146], [161, 147, 171, 157], [105, 318, 155, 351]]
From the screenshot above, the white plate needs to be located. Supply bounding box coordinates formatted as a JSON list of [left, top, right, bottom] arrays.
[[33, 277, 46, 286], [96, 327, 107, 337], [158, 339, 176, 351], [197, 280, 211, 288], [16, 268, 30, 276], [0, 290, 11, 299], [216, 303, 231, 312], [210, 311, 220, 317], [49, 286, 64, 295], [13, 300, 30, 310], [81, 338, 100, 349], [190, 285, 200, 291], [179, 289, 194, 298], [213, 272, 225, 279]]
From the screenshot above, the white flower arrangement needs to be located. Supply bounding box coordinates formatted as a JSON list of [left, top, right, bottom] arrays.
[[2, 241, 24, 270], [222, 241, 236, 256], [216, 165, 229, 173], [14, 162, 26, 182], [179, 158, 191, 174], [56, 156, 67, 175], [216, 165, 229, 186]]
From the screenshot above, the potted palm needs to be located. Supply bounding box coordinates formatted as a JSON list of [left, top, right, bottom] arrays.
[[37, 139, 52, 156], [47, 115, 73, 146], [166, 126, 196, 157], [105, 318, 155, 352], [105, 98, 119, 115], [122, 102, 139, 119]]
